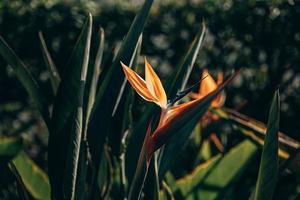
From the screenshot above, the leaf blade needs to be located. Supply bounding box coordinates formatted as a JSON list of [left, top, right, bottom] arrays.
[[175, 140, 259, 200], [253, 90, 280, 200], [38, 31, 61, 94], [0, 36, 50, 126], [87, 0, 153, 188], [12, 151, 51, 200], [48, 13, 92, 199], [0, 136, 23, 162]]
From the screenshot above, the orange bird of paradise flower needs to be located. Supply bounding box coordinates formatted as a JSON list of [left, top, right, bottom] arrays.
[[190, 69, 226, 152], [190, 69, 225, 108], [121, 58, 239, 161]]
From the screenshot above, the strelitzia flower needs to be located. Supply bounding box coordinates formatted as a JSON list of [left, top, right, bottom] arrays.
[[190, 69, 226, 152], [121, 58, 167, 109], [190, 69, 225, 108], [121, 58, 239, 160]]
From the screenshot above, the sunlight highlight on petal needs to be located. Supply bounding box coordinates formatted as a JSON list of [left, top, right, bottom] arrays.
[[144, 58, 167, 108], [121, 62, 158, 102]]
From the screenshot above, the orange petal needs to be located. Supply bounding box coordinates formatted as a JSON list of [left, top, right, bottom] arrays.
[[196, 69, 225, 108], [211, 92, 226, 107], [165, 70, 239, 126], [198, 69, 218, 96], [121, 62, 157, 103], [144, 58, 167, 108], [217, 71, 223, 85], [190, 92, 201, 100]]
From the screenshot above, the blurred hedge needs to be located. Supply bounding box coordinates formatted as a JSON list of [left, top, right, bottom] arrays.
[[0, 0, 299, 143]]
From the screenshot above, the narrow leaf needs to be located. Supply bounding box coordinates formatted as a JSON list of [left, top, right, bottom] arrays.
[[75, 27, 105, 200], [167, 22, 206, 98], [254, 90, 280, 200], [87, 0, 153, 188], [85, 28, 105, 129], [215, 107, 299, 151], [0, 36, 50, 126], [38, 31, 61, 94]]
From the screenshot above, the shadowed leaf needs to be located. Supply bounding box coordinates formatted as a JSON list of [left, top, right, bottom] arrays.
[[0, 36, 50, 126], [0, 136, 23, 162], [173, 140, 258, 200], [48, 13, 92, 199], [87, 0, 153, 193], [38, 31, 61, 94], [253, 90, 280, 200]]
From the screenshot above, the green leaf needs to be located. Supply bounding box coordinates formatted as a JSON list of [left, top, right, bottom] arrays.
[[128, 121, 152, 200], [109, 34, 142, 155], [214, 107, 299, 151], [63, 107, 84, 200], [38, 31, 61, 95], [84, 28, 105, 131], [143, 153, 160, 200], [174, 140, 259, 200], [48, 13, 92, 199], [75, 27, 105, 200], [0, 36, 50, 126], [126, 24, 206, 183], [87, 0, 153, 189], [167, 22, 206, 98], [0, 136, 23, 162], [12, 151, 51, 200], [253, 90, 280, 200]]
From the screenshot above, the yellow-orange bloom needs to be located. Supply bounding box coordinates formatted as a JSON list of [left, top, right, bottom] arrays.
[[121, 59, 239, 158], [190, 69, 225, 108], [121, 58, 167, 109]]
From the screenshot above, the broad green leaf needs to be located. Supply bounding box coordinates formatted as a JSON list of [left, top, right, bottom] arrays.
[[0, 136, 23, 162], [253, 90, 280, 200], [38, 31, 61, 95], [175, 140, 259, 200], [0, 36, 50, 126], [48, 13, 92, 199], [12, 151, 51, 200], [76, 27, 105, 200], [87, 0, 153, 190], [126, 24, 206, 183]]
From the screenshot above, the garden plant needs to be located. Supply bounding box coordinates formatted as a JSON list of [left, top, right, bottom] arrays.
[[0, 0, 299, 200]]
